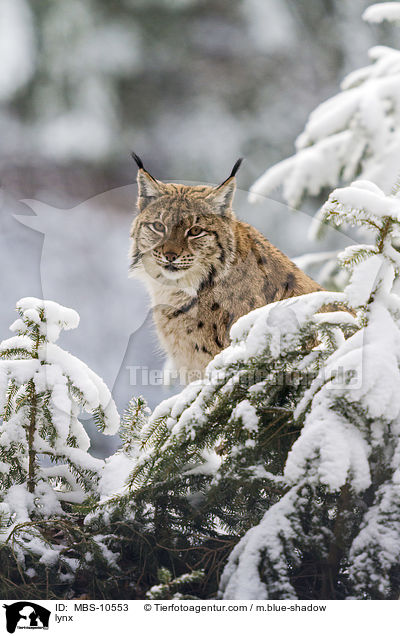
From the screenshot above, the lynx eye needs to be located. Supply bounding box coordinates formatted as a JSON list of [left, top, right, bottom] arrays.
[[187, 225, 205, 237], [150, 221, 165, 233]]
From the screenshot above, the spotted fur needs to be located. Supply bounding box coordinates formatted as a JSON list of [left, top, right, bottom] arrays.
[[129, 159, 322, 380]]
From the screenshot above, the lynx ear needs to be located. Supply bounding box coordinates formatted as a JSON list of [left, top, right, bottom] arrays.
[[207, 158, 243, 215], [132, 152, 164, 211]]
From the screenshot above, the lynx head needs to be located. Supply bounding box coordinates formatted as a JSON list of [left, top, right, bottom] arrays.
[[129, 154, 243, 290]]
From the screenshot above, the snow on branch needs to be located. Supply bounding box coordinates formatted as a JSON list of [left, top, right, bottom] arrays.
[[250, 14, 400, 207], [221, 178, 400, 599], [0, 297, 120, 566], [363, 2, 400, 24]]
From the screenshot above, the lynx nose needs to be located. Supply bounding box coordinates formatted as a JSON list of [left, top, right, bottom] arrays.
[[163, 251, 179, 263]]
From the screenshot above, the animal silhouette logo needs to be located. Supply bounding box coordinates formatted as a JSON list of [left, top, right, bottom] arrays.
[[6, 181, 354, 402], [12, 185, 150, 400], [3, 602, 50, 633]]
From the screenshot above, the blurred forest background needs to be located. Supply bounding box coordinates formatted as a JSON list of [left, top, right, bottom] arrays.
[[0, 0, 397, 452], [1, 0, 397, 195]]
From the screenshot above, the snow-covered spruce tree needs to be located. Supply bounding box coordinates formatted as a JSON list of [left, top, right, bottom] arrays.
[[250, 1, 400, 207], [146, 568, 204, 600], [129, 291, 355, 530], [0, 297, 119, 579], [86, 291, 355, 598], [220, 179, 400, 600]]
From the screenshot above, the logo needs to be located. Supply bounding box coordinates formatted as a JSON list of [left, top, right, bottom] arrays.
[[3, 603, 50, 634]]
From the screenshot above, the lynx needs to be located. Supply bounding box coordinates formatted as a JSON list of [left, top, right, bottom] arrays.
[[129, 153, 322, 381]]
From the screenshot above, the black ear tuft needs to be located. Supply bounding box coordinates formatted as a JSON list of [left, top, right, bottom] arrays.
[[215, 157, 244, 191], [131, 152, 145, 170], [228, 157, 244, 179]]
